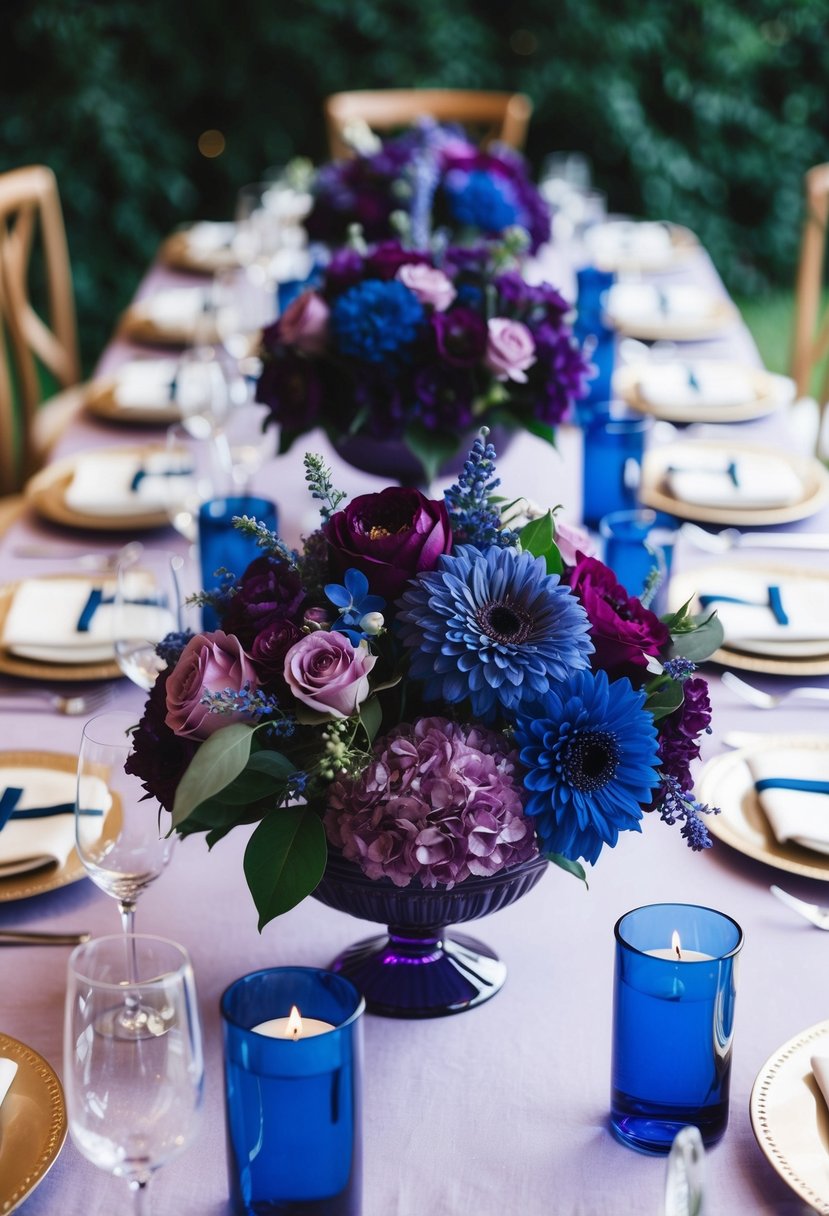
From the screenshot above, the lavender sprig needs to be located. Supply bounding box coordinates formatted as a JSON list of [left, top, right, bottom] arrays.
[[656, 774, 719, 851], [232, 516, 299, 567], [199, 686, 296, 735], [444, 428, 517, 549], [304, 453, 347, 523]]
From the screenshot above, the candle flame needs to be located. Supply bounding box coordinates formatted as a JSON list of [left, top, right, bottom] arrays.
[[286, 1005, 303, 1039], [671, 930, 682, 961]]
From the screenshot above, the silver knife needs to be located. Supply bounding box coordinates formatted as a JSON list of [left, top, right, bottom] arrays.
[[732, 532, 829, 549], [0, 930, 91, 945]]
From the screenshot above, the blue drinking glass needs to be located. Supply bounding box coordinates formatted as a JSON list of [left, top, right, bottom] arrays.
[[575, 266, 615, 409], [611, 903, 743, 1154], [198, 495, 278, 630], [581, 410, 651, 529], [221, 967, 364, 1216], [599, 508, 676, 613]]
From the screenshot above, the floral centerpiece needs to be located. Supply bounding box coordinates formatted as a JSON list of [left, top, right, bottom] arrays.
[[127, 434, 723, 937], [256, 240, 591, 483], [305, 120, 552, 255]]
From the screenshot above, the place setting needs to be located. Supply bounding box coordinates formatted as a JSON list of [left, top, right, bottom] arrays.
[[584, 218, 699, 274], [158, 220, 240, 275], [603, 281, 740, 341], [84, 356, 183, 425], [119, 284, 221, 347], [614, 358, 787, 424]]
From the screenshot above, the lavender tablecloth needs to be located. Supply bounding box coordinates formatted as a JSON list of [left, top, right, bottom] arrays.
[[0, 243, 826, 1216]]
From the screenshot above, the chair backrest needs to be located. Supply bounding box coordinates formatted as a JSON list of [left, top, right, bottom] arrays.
[[0, 165, 80, 495], [791, 162, 829, 405], [324, 89, 533, 159]]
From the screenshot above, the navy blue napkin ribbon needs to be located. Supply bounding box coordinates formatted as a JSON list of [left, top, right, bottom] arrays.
[[0, 787, 103, 832], [755, 778, 829, 796], [75, 587, 166, 633], [130, 465, 194, 492], [698, 585, 789, 626], [667, 459, 740, 486]]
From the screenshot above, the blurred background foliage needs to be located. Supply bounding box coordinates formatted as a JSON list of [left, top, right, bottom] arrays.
[[1, 0, 827, 370]]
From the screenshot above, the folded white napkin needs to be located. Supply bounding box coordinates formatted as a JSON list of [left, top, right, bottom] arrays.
[[64, 450, 195, 517], [185, 221, 236, 256], [812, 1056, 829, 1109], [607, 283, 719, 327], [0, 767, 109, 876], [639, 363, 755, 410], [587, 220, 674, 269], [665, 449, 803, 508], [748, 750, 829, 854], [698, 571, 829, 646], [111, 359, 180, 410], [2, 575, 175, 664], [131, 286, 210, 329], [0, 1058, 17, 1107]]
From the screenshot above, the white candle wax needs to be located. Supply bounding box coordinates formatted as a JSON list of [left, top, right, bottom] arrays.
[[251, 1015, 335, 1039], [646, 948, 712, 962]]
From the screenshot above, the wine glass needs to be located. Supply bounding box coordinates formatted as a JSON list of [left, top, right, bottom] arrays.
[[112, 547, 192, 691], [75, 711, 176, 1019], [164, 424, 219, 543], [64, 934, 204, 1213], [223, 399, 277, 493], [173, 342, 233, 440]]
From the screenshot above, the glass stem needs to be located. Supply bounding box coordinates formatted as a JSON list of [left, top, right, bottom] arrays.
[[128, 1177, 150, 1216], [119, 901, 141, 1022]]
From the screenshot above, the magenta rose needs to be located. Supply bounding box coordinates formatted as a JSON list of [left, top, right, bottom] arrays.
[[395, 263, 457, 312], [165, 630, 259, 740], [283, 632, 376, 719], [565, 554, 670, 679], [485, 317, 537, 383], [277, 290, 330, 354], [323, 487, 452, 601]]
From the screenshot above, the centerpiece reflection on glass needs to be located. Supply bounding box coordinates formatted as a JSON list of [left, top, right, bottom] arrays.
[[126, 434, 723, 1017], [64, 934, 204, 1215], [113, 547, 190, 691]]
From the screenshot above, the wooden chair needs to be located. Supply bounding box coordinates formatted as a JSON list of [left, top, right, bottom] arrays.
[[0, 165, 84, 497], [324, 89, 533, 160], [790, 163, 829, 439]]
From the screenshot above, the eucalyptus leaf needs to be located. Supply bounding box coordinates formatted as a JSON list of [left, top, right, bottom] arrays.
[[244, 808, 328, 930], [645, 681, 686, 722], [669, 613, 724, 662], [171, 724, 254, 830], [545, 852, 588, 886]]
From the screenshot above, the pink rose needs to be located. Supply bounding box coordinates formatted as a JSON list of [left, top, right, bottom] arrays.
[[484, 317, 536, 383], [284, 632, 376, 719], [277, 290, 330, 354], [165, 630, 259, 740], [554, 518, 598, 566], [395, 264, 457, 312]]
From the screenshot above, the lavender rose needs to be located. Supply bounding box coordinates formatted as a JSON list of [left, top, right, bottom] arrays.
[[485, 317, 537, 383], [323, 487, 452, 601], [277, 290, 330, 354], [283, 631, 376, 719], [165, 630, 259, 740], [395, 263, 457, 312]]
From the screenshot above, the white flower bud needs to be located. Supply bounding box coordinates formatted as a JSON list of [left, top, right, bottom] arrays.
[[359, 611, 385, 636]]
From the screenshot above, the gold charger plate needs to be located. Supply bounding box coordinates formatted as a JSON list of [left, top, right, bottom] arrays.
[[119, 291, 220, 348], [614, 362, 781, 425], [670, 561, 829, 676], [697, 736, 829, 880], [604, 294, 738, 341], [0, 576, 122, 682], [588, 222, 699, 274], [24, 448, 172, 532], [0, 1032, 67, 1213], [159, 225, 240, 275], [85, 374, 181, 427], [641, 440, 829, 527], [750, 1019, 829, 1215]]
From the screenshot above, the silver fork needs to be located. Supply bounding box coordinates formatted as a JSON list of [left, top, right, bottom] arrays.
[[721, 671, 829, 709], [681, 522, 829, 553], [0, 684, 114, 716], [770, 885, 829, 930]]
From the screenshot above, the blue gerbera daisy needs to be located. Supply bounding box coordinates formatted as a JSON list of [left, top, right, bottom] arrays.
[[396, 545, 593, 720], [514, 669, 661, 866]]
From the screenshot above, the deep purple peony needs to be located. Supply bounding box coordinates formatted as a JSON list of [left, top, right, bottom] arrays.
[[323, 487, 453, 601], [220, 555, 307, 648], [325, 718, 538, 888], [565, 554, 671, 678]]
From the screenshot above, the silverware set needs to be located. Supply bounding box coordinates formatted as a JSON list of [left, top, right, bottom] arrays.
[[722, 671, 829, 710], [770, 886, 829, 930]]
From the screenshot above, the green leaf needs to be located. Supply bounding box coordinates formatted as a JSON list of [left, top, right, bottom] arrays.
[[522, 417, 557, 447], [669, 613, 725, 662], [545, 852, 588, 886], [403, 423, 457, 486], [244, 808, 328, 930], [519, 509, 563, 574], [171, 725, 254, 830], [216, 751, 297, 804], [359, 696, 382, 746], [645, 680, 686, 722]]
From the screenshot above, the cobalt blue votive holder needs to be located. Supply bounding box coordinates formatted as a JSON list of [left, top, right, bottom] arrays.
[[575, 265, 616, 407], [599, 508, 676, 612], [581, 409, 651, 530], [221, 967, 365, 1216], [610, 903, 743, 1154], [198, 495, 278, 630]]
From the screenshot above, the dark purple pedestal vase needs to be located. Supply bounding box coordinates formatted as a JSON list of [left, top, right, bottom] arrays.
[[333, 426, 516, 489], [312, 852, 549, 1019]]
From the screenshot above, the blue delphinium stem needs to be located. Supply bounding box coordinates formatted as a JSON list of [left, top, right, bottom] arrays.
[[444, 429, 517, 549], [656, 774, 719, 851]]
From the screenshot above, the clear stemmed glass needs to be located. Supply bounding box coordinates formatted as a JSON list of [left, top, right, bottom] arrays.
[[75, 711, 176, 1031], [112, 547, 190, 691], [64, 934, 204, 1214], [164, 423, 219, 543]]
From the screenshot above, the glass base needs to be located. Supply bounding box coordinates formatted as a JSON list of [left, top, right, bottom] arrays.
[[95, 1001, 174, 1041], [610, 1090, 728, 1154], [329, 928, 506, 1018]]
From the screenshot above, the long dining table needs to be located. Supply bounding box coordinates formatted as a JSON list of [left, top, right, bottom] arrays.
[[1, 233, 828, 1216]]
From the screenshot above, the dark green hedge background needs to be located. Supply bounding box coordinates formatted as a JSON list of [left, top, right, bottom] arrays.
[[2, 0, 827, 369]]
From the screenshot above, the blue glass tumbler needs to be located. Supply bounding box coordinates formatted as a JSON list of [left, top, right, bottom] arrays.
[[221, 967, 365, 1216], [599, 508, 676, 612], [198, 495, 277, 630], [581, 410, 651, 529], [611, 903, 743, 1154], [574, 266, 615, 409]]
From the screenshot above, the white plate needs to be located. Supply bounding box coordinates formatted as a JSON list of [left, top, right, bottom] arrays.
[[697, 737, 829, 881], [750, 1018, 829, 1215], [614, 361, 782, 425]]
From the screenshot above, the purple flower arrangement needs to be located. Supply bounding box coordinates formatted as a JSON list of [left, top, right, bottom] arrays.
[[127, 436, 723, 929], [305, 121, 552, 254], [256, 241, 591, 482]]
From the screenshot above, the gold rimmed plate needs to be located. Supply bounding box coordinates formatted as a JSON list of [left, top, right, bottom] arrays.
[[24, 448, 173, 532], [750, 1019, 829, 1215], [697, 736, 829, 881], [614, 361, 782, 425], [119, 287, 220, 348], [0, 576, 122, 682], [587, 221, 699, 274], [641, 440, 829, 527], [159, 223, 240, 275], [0, 1033, 67, 1213], [85, 368, 182, 427], [604, 294, 739, 342]]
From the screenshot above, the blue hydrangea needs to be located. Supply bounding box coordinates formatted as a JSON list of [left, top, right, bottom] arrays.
[[514, 669, 661, 866], [445, 170, 521, 232], [331, 279, 425, 363], [396, 544, 593, 721]]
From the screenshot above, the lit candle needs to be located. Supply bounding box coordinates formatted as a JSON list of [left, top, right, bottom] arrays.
[[646, 930, 713, 962], [251, 1004, 335, 1040]]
